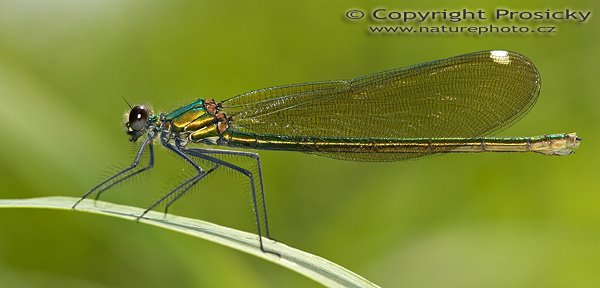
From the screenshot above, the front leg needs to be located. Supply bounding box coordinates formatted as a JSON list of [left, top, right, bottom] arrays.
[[73, 133, 155, 209]]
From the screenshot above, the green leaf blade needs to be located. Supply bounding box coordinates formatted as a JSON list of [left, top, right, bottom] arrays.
[[0, 196, 380, 288]]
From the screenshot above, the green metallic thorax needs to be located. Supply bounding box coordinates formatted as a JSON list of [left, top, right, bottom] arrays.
[[163, 99, 222, 141], [165, 99, 205, 123]]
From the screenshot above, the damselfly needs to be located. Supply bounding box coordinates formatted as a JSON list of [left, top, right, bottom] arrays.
[[73, 50, 580, 252]]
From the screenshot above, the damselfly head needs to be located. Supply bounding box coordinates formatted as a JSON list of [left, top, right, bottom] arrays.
[[125, 105, 152, 142]]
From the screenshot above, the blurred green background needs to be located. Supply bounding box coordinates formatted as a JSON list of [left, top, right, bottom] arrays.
[[0, 0, 598, 287]]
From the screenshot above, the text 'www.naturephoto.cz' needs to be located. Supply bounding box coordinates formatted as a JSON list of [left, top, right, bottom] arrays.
[[345, 8, 592, 35]]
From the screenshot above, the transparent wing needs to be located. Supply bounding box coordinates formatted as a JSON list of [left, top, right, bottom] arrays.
[[220, 50, 540, 161]]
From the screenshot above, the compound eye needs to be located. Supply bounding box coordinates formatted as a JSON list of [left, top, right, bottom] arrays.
[[128, 105, 149, 131]]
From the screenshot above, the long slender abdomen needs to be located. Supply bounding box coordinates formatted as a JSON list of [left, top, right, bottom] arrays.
[[221, 131, 580, 156]]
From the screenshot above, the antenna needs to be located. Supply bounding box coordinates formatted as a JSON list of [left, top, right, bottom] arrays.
[[122, 97, 133, 109]]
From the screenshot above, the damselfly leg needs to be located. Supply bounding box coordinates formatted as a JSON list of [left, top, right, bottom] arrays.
[[181, 147, 271, 238], [72, 134, 155, 209], [135, 136, 207, 219], [181, 147, 275, 253]]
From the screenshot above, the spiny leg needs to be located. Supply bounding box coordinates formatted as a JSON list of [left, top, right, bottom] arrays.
[[135, 137, 206, 220], [182, 148, 272, 238], [73, 135, 155, 209], [182, 148, 276, 255], [137, 164, 220, 220], [94, 143, 155, 201], [163, 165, 221, 215]]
